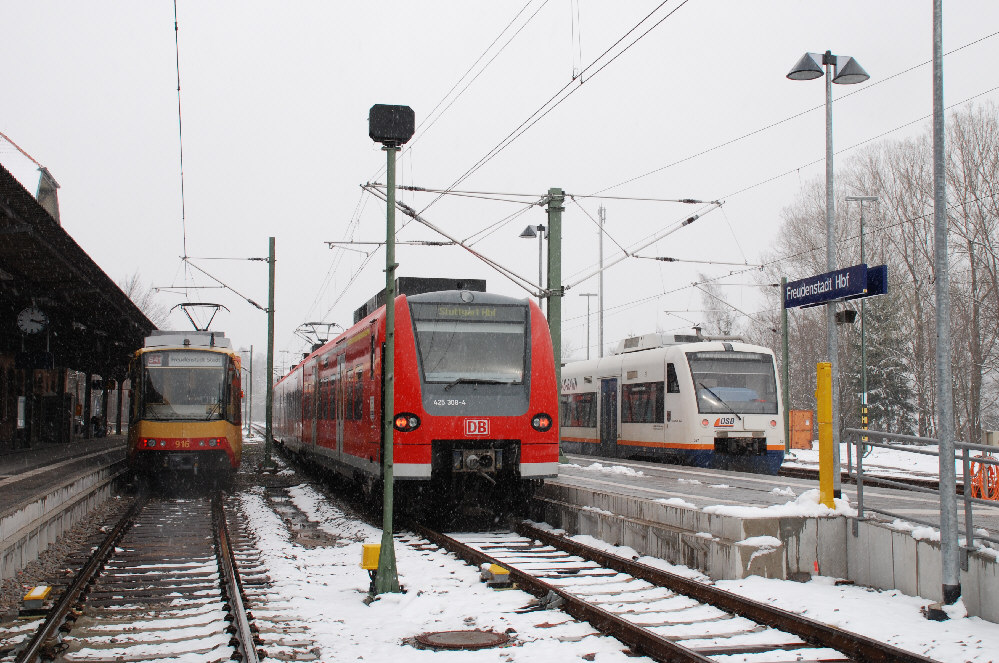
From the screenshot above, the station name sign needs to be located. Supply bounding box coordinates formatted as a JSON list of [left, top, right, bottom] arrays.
[[785, 264, 887, 309]]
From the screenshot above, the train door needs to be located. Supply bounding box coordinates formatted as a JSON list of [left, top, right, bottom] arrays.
[[663, 361, 682, 441], [310, 360, 319, 447], [336, 353, 345, 456], [599, 378, 618, 455], [301, 364, 313, 446]]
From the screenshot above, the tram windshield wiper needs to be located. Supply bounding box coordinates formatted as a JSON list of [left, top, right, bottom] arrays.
[[698, 382, 742, 420], [442, 377, 514, 391]]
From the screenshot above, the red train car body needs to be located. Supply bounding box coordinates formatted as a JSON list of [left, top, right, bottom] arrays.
[[273, 289, 559, 516]]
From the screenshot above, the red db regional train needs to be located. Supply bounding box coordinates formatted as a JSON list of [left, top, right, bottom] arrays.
[[128, 330, 243, 480], [560, 332, 784, 474], [273, 281, 560, 517]]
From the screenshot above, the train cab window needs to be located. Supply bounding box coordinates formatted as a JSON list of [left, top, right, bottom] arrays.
[[687, 351, 778, 415], [409, 301, 527, 385], [621, 382, 664, 424], [137, 351, 230, 422], [666, 363, 680, 393]]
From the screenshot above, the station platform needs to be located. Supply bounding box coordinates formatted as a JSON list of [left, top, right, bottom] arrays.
[[0, 436, 127, 581], [536, 453, 999, 622]]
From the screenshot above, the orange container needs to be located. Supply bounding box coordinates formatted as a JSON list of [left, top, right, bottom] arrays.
[[789, 410, 814, 450]]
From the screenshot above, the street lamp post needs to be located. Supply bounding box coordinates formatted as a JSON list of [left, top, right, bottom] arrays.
[[787, 50, 870, 498], [519, 224, 547, 312], [845, 195, 878, 449], [579, 293, 597, 360]]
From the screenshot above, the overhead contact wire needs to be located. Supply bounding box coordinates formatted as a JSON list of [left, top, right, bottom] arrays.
[[173, 0, 188, 262], [419, 0, 690, 216]]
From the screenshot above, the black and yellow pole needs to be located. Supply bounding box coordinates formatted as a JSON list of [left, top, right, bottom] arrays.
[[375, 138, 401, 595], [368, 104, 414, 595]]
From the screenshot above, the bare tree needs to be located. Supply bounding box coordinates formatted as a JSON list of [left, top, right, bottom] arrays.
[[119, 272, 169, 329], [945, 103, 999, 442], [696, 272, 742, 337], [756, 103, 999, 445]]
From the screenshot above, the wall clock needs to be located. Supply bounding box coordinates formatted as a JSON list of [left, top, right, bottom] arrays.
[[17, 306, 48, 334]]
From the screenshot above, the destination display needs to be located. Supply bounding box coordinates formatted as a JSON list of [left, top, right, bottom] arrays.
[[785, 264, 868, 309], [145, 351, 225, 368]]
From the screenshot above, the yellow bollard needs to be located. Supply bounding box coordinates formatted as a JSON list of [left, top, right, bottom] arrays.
[[816, 362, 835, 509]]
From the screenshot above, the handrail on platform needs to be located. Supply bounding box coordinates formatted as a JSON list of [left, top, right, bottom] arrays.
[[843, 427, 999, 555]]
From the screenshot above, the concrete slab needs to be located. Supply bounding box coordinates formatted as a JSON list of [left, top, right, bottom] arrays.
[[892, 528, 919, 597], [541, 455, 999, 622]]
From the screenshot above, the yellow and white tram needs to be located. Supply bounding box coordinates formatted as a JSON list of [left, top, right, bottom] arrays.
[[127, 330, 243, 478]]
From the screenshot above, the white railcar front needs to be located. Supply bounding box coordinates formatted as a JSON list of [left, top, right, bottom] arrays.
[[560, 332, 784, 474]]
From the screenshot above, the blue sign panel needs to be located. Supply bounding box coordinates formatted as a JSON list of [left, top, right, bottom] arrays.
[[785, 264, 868, 309]]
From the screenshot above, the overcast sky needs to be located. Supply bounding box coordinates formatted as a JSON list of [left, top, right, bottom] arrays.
[[3, 1, 999, 374]]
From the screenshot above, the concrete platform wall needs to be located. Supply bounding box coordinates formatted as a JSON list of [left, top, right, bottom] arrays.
[[535, 482, 999, 622], [0, 463, 124, 580]]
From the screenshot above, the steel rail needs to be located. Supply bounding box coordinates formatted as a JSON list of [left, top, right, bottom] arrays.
[[408, 522, 715, 663], [516, 521, 939, 663], [779, 465, 945, 492], [14, 493, 147, 663], [213, 492, 260, 663]]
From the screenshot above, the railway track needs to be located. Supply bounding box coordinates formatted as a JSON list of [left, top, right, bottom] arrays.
[[404, 520, 940, 663], [4, 492, 260, 663], [778, 464, 948, 492]]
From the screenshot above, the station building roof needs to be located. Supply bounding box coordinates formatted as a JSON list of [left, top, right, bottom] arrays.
[[0, 161, 154, 377]]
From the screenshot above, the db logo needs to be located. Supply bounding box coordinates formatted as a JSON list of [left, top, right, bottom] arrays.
[[464, 419, 489, 436]]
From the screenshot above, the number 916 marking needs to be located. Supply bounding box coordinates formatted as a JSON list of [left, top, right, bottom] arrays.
[[433, 399, 467, 407]]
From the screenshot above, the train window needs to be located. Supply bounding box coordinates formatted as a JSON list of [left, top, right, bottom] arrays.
[[621, 382, 664, 424], [369, 335, 375, 378], [346, 379, 355, 421], [666, 363, 680, 393], [330, 377, 340, 420], [354, 375, 364, 420], [687, 351, 778, 415], [228, 360, 240, 425], [560, 392, 596, 427], [319, 381, 326, 420]]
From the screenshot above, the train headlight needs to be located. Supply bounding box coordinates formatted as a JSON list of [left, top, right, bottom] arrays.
[[393, 413, 420, 432], [208, 439, 218, 447], [531, 413, 553, 432], [701, 419, 709, 427], [770, 420, 778, 428]]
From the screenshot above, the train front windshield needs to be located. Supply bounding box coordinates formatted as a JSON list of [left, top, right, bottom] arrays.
[[687, 351, 778, 415], [410, 302, 527, 384], [138, 351, 234, 421]]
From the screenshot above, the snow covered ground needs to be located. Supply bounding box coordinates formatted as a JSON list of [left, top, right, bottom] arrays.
[[235, 437, 999, 663]]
